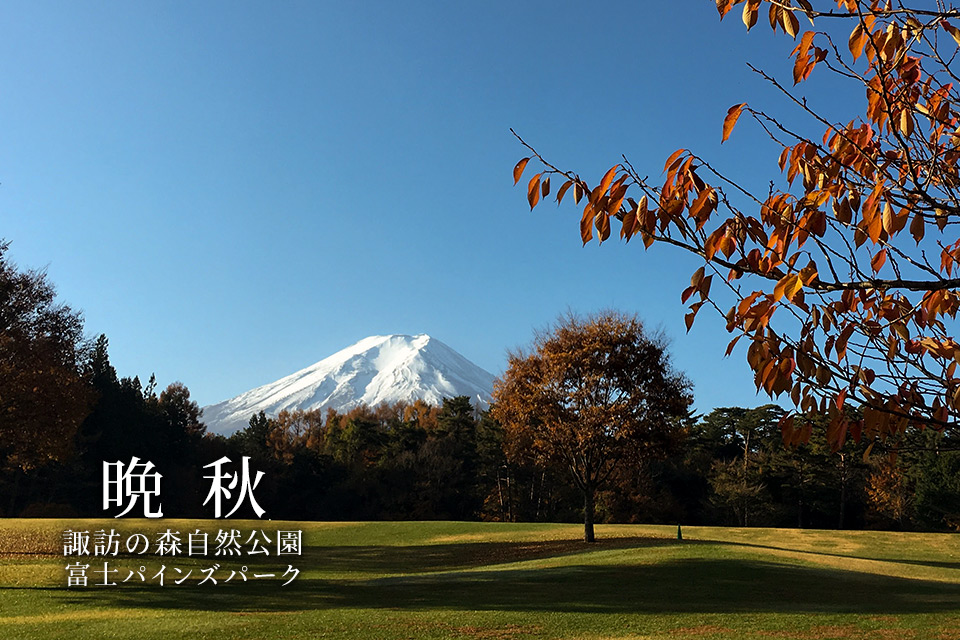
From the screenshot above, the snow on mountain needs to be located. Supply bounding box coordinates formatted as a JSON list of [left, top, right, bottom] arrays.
[[202, 334, 496, 435]]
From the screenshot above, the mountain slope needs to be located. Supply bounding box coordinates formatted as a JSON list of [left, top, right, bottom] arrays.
[[202, 334, 496, 435]]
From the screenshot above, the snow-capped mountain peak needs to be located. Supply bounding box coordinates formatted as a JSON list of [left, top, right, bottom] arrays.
[[202, 334, 495, 435]]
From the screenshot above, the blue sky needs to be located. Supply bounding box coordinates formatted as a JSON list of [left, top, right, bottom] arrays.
[[1, 1, 855, 414]]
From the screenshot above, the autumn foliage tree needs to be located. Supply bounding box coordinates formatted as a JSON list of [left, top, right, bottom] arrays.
[[492, 311, 692, 542], [0, 242, 91, 477], [514, 0, 960, 450]]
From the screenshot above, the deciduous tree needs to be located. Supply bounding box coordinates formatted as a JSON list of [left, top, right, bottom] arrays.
[[0, 242, 91, 476], [492, 311, 692, 542], [514, 1, 960, 448]]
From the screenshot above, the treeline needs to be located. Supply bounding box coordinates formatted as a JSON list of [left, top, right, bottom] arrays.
[[209, 402, 960, 530], [1, 333, 214, 518], [658, 406, 960, 531], [9, 341, 960, 531], [3, 242, 960, 528]]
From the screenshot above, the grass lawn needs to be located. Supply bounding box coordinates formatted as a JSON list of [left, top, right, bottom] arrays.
[[2, 519, 960, 639]]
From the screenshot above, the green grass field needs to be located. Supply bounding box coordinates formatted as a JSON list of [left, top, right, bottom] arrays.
[[2, 519, 960, 639]]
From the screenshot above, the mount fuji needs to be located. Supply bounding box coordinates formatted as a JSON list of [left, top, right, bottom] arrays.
[[201, 334, 497, 435]]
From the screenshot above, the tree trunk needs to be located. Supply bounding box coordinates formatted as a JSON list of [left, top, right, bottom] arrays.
[[7, 470, 20, 516], [535, 471, 545, 520], [742, 429, 751, 527], [838, 453, 847, 530], [797, 460, 805, 529], [496, 467, 505, 521], [583, 484, 596, 543], [506, 468, 513, 522]]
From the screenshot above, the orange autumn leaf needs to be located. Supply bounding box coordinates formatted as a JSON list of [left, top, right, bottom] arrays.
[[527, 174, 541, 210], [722, 103, 747, 143], [871, 248, 887, 272], [773, 273, 804, 302], [513, 157, 530, 185]]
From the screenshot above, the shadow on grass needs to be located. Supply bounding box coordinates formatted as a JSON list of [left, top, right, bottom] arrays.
[[53, 537, 960, 615], [302, 536, 682, 574], [714, 539, 960, 572]]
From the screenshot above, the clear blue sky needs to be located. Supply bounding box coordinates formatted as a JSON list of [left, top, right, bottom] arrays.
[[0, 1, 853, 414]]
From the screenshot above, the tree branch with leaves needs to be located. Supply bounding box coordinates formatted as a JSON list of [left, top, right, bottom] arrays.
[[514, 0, 960, 450]]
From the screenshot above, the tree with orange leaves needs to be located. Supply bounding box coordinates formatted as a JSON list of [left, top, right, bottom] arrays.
[[491, 311, 691, 542], [515, 1, 960, 450]]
